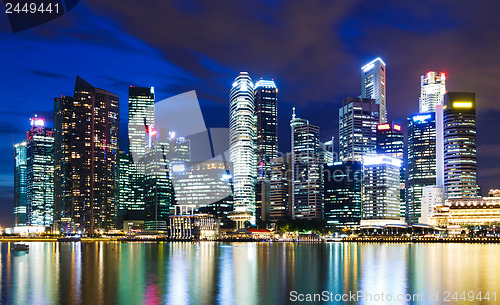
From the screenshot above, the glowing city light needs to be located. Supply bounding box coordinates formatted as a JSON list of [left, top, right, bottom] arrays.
[[453, 101, 472, 108]]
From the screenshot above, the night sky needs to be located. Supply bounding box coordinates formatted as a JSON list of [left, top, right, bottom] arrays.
[[1, 0, 499, 227]]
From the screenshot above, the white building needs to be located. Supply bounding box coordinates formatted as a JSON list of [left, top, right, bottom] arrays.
[[419, 71, 446, 114], [420, 185, 444, 224], [361, 155, 404, 226], [361, 57, 387, 123], [229, 72, 257, 223]]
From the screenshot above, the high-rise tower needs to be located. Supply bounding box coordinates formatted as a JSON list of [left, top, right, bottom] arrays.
[[290, 108, 323, 219], [25, 116, 54, 226], [229, 72, 257, 223], [127, 86, 155, 220], [54, 76, 119, 234], [361, 57, 386, 123], [339, 97, 379, 161], [419, 72, 446, 114], [443, 92, 479, 198], [407, 113, 436, 223], [14, 142, 28, 226]]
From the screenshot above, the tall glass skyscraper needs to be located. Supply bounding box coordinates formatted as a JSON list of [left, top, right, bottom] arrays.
[[291, 108, 323, 219], [407, 113, 436, 224], [339, 97, 379, 161], [361, 57, 387, 123], [419, 71, 446, 114], [229, 72, 257, 221], [14, 142, 28, 226], [54, 76, 119, 234], [128, 86, 155, 220], [254, 79, 278, 179], [443, 92, 479, 198], [324, 161, 362, 228], [25, 116, 54, 226]]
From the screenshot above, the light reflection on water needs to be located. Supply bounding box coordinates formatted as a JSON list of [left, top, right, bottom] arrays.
[[1, 242, 499, 304]]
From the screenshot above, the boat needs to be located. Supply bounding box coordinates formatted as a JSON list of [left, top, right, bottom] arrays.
[[12, 243, 29, 251]]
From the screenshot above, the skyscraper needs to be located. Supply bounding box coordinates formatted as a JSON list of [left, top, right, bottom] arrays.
[[25, 116, 54, 226], [339, 97, 379, 161], [291, 108, 323, 219], [407, 113, 436, 224], [361, 57, 386, 123], [254, 79, 278, 179], [128, 86, 155, 220], [269, 154, 291, 221], [419, 72, 446, 114], [54, 76, 119, 234], [14, 142, 27, 226], [324, 161, 362, 228], [362, 156, 402, 225], [229, 72, 257, 222], [144, 127, 174, 231], [443, 92, 479, 198], [117, 151, 133, 225], [376, 121, 405, 218], [171, 160, 234, 219]]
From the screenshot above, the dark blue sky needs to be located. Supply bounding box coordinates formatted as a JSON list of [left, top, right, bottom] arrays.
[[1, 0, 500, 227]]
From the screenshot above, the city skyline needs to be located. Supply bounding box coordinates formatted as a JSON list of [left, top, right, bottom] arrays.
[[2, 1, 500, 227]]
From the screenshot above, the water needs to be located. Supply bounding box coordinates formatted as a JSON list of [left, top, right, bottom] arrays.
[[1, 242, 499, 304]]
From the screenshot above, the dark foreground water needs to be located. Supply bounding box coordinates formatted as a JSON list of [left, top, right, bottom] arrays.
[[1, 242, 499, 304]]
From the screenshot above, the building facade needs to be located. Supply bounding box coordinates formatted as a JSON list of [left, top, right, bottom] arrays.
[[443, 92, 479, 198], [362, 156, 402, 225], [229, 72, 257, 221], [324, 161, 363, 228], [339, 97, 379, 161], [171, 160, 234, 219], [361, 57, 387, 123], [128, 86, 155, 220], [290, 109, 323, 219], [54, 76, 119, 234], [407, 113, 436, 224], [269, 154, 291, 221], [26, 117, 54, 226], [419, 71, 446, 114], [14, 142, 28, 226]]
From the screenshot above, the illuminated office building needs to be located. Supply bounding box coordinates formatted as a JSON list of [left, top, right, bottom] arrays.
[[407, 113, 436, 224], [376, 121, 405, 218], [171, 160, 234, 219], [419, 71, 446, 114], [361, 57, 386, 123], [54, 76, 119, 234], [128, 86, 155, 219], [362, 156, 402, 225], [443, 92, 479, 198], [254, 79, 278, 223], [229, 72, 257, 222], [25, 116, 54, 226], [144, 127, 174, 231], [117, 152, 133, 225], [290, 108, 323, 219], [255, 79, 278, 179], [14, 142, 28, 226], [324, 161, 363, 228], [339, 97, 379, 161], [269, 154, 292, 221]]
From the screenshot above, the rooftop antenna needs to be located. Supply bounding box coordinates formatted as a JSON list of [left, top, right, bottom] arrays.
[[292, 107, 296, 119]]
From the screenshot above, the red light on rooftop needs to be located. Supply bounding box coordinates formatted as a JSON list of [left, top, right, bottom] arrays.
[[440, 72, 446, 79]]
